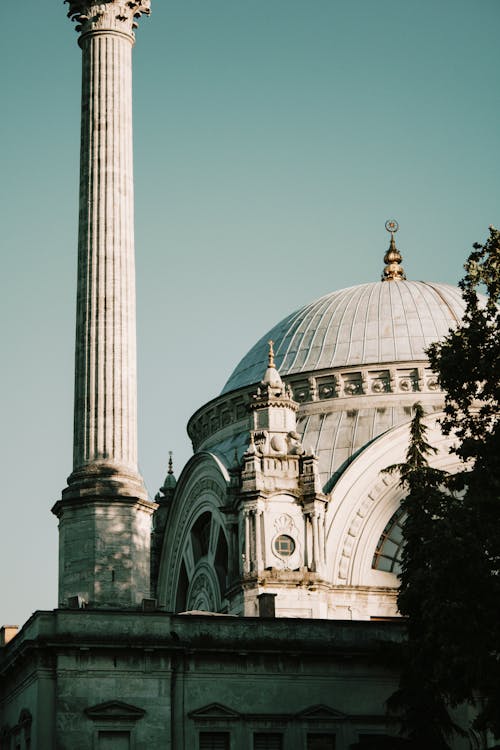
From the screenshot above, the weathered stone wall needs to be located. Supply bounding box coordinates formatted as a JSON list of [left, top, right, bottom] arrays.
[[0, 610, 402, 749], [0, 610, 478, 749]]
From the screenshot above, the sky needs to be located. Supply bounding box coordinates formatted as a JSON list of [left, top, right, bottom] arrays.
[[1, 0, 499, 628]]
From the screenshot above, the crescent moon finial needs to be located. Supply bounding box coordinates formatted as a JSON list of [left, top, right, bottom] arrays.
[[385, 219, 399, 234], [382, 220, 406, 282]]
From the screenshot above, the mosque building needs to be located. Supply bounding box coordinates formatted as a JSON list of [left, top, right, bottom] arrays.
[[155, 232, 466, 623], [0, 2, 482, 749]]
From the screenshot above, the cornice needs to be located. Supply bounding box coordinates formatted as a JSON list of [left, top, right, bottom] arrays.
[[188, 361, 443, 451]]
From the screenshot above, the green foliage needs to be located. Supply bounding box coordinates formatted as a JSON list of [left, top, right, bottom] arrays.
[[388, 227, 500, 743], [428, 227, 500, 736], [427, 226, 500, 471], [384, 404, 463, 749]]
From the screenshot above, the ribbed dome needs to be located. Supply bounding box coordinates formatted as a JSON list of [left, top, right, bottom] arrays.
[[222, 281, 465, 394]]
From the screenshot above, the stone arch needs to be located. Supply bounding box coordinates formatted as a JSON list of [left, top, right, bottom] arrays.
[[324, 413, 463, 589], [156, 452, 230, 612], [186, 561, 222, 612]]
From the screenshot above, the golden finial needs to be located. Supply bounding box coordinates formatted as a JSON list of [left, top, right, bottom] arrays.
[[268, 340, 275, 368], [382, 220, 406, 282], [168, 451, 174, 475]]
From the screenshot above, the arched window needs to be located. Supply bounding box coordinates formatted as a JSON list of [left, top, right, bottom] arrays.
[[214, 528, 229, 596], [175, 560, 189, 612], [372, 508, 406, 574], [191, 512, 212, 563]]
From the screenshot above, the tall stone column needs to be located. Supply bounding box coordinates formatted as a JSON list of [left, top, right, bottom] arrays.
[[52, 0, 157, 609]]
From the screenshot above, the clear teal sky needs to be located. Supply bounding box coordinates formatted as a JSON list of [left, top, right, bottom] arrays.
[[1, 0, 499, 627]]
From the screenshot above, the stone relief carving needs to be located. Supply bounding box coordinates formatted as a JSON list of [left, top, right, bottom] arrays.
[[270, 434, 286, 453], [337, 423, 453, 582], [338, 476, 392, 581], [164, 475, 226, 609], [318, 383, 336, 399], [368, 370, 390, 394], [292, 383, 310, 403], [371, 378, 389, 394], [286, 431, 304, 455], [344, 381, 361, 395], [187, 572, 216, 612], [271, 513, 301, 570], [66, 0, 151, 35], [273, 513, 295, 535]]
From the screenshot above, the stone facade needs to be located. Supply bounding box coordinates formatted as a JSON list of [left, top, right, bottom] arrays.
[[157, 382, 462, 621], [0, 3, 488, 749], [0, 611, 480, 749], [158, 275, 470, 624], [0, 610, 417, 750]]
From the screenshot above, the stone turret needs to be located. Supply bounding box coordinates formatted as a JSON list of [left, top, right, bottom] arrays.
[[52, 0, 157, 609], [241, 341, 303, 493], [151, 453, 177, 597], [233, 342, 329, 618]]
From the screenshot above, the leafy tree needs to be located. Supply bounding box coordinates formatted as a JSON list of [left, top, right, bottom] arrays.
[[384, 403, 463, 749], [427, 226, 500, 737], [387, 227, 500, 744]]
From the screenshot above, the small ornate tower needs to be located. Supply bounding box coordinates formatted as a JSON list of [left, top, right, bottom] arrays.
[[52, 0, 157, 608], [234, 343, 329, 618]]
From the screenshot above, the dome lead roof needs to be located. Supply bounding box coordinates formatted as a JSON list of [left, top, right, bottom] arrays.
[[382, 219, 406, 282]]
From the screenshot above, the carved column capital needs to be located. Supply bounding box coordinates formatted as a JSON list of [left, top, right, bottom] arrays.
[[65, 1, 151, 37]]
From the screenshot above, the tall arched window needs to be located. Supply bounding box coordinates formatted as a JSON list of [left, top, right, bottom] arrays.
[[191, 512, 212, 563], [372, 508, 406, 574]]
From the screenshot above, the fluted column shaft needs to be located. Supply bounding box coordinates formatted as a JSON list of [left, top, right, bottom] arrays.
[[74, 28, 137, 475], [53, 1, 154, 609]]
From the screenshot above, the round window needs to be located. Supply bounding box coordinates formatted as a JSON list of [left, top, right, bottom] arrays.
[[274, 534, 295, 557]]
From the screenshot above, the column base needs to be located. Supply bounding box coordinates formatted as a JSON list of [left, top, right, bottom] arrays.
[[59, 460, 148, 503], [52, 463, 158, 610]]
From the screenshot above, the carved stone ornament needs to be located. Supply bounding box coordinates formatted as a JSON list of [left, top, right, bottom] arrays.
[[344, 381, 360, 396], [65, 1, 151, 35], [371, 378, 388, 394], [427, 378, 439, 391], [273, 514, 295, 535], [319, 383, 335, 399], [187, 572, 216, 612]]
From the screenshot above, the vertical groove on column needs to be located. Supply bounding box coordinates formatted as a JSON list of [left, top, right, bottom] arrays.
[[124, 38, 134, 465], [112, 34, 120, 460], [104, 32, 112, 460], [117, 33, 124, 461]]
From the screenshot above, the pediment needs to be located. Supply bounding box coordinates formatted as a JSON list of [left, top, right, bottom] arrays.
[[296, 704, 347, 721], [84, 701, 146, 722], [189, 703, 241, 720]]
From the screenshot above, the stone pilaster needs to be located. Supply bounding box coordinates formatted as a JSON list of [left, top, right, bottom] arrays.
[[53, 0, 156, 609]]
